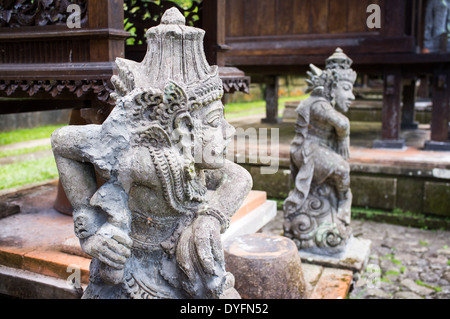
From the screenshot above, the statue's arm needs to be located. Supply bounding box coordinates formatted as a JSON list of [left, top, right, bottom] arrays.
[[52, 127, 132, 277], [51, 126, 99, 213], [205, 159, 253, 219], [312, 101, 350, 159]]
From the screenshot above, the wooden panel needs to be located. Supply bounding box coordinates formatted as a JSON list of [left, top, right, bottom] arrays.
[[275, 0, 295, 35], [226, 0, 245, 37], [311, 0, 329, 33], [292, 0, 311, 34], [328, 0, 348, 33], [256, 0, 277, 36], [243, 0, 259, 36], [347, 0, 369, 33], [0, 40, 89, 64], [383, 0, 406, 37]]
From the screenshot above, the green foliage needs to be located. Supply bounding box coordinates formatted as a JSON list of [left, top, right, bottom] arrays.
[[124, 0, 200, 45]]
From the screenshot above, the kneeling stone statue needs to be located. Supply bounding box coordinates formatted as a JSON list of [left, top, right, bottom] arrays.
[[283, 48, 356, 256], [52, 8, 252, 299]]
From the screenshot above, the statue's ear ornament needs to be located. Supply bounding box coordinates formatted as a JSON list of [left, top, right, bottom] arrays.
[[311, 86, 326, 97], [139, 125, 172, 148], [133, 88, 164, 121], [163, 81, 187, 109]]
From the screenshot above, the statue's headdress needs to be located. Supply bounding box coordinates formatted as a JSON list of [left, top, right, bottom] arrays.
[[305, 48, 357, 100], [111, 7, 224, 138], [109, 8, 225, 207]]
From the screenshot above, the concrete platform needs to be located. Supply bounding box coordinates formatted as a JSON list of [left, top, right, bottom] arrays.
[[228, 115, 450, 220], [0, 181, 354, 299]]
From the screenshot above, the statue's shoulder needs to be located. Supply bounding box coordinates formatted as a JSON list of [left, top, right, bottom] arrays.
[[123, 146, 159, 188], [298, 94, 330, 113]]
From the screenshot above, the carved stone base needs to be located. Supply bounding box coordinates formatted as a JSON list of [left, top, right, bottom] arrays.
[[373, 139, 406, 149], [284, 184, 352, 255], [401, 121, 419, 130], [298, 236, 372, 273], [261, 117, 282, 124], [424, 140, 450, 151]]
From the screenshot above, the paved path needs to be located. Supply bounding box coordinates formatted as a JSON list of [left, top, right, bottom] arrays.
[[0, 138, 53, 165], [0, 138, 50, 152], [261, 211, 450, 299]]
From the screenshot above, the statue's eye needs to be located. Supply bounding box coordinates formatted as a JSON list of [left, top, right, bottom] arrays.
[[208, 116, 221, 128]]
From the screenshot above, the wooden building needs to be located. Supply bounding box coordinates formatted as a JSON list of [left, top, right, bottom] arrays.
[[219, 0, 450, 150], [0, 0, 449, 151], [0, 0, 128, 125]]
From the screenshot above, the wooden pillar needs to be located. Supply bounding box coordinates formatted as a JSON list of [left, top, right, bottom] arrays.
[[417, 75, 430, 99], [401, 79, 419, 130], [88, 0, 127, 62], [262, 75, 281, 124], [373, 67, 405, 148], [202, 0, 228, 66], [424, 64, 450, 151]]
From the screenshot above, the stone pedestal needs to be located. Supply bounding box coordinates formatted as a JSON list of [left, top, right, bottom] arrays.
[[224, 233, 306, 299], [298, 236, 372, 273]]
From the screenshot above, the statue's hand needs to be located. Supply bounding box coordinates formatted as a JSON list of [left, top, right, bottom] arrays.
[[82, 223, 132, 270], [192, 215, 226, 296], [193, 215, 224, 275], [337, 137, 350, 160]]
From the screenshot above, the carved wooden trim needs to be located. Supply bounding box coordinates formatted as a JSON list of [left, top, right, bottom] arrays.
[[0, 79, 114, 104], [221, 77, 250, 94]]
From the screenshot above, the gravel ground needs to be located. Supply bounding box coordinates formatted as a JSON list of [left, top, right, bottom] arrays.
[[261, 210, 450, 299]]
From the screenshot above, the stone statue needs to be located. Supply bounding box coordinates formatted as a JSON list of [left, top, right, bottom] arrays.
[[283, 48, 356, 256], [51, 8, 252, 299], [423, 0, 450, 53]]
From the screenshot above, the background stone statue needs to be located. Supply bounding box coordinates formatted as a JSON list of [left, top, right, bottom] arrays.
[[423, 0, 450, 53], [283, 48, 356, 256], [51, 7, 252, 299]]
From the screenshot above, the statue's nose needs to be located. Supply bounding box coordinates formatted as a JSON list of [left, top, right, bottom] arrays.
[[224, 120, 236, 140]]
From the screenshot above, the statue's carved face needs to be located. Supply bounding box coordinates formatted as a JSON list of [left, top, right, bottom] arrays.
[[191, 100, 235, 169], [333, 80, 355, 113]]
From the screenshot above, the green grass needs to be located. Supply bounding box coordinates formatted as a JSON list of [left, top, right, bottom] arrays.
[[419, 240, 429, 247], [0, 156, 59, 190], [415, 280, 442, 292], [224, 95, 309, 119], [0, 125, 64, 146], [0, 144, 52, 158]]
